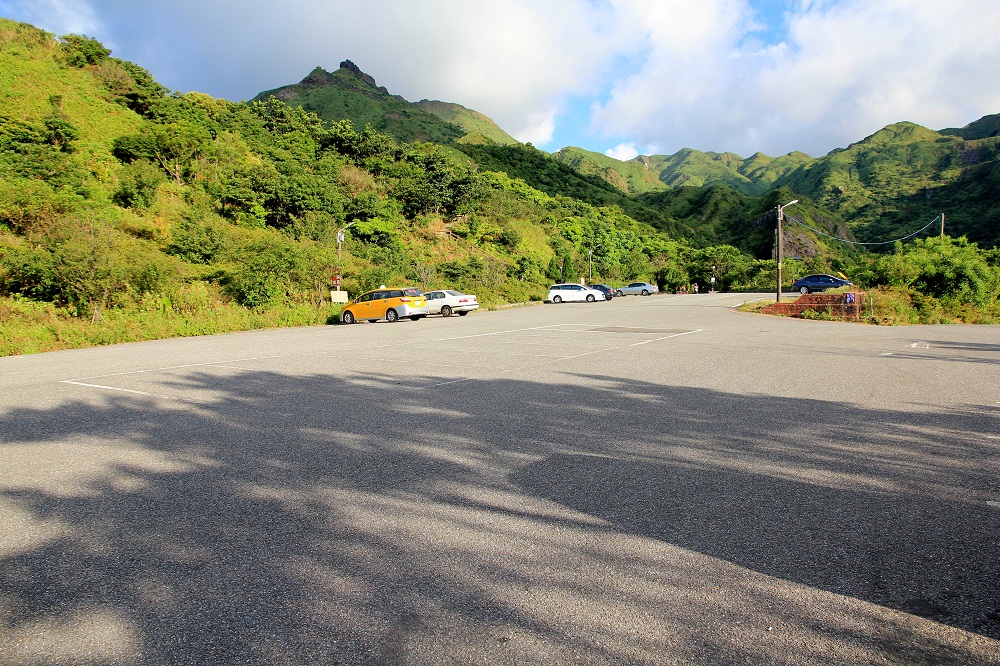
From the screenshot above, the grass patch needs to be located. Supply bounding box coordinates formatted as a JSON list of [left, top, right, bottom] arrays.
[[736, 299, 770, 314], [739, 287, 1000, 325], [0, 294, 341, 356]]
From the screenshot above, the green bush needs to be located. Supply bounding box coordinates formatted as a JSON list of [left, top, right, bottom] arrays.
[[165, 214, 234, 263], [221, 233, 317, 308], [866, 236, 1000, 306], [113, 160, 166, 210], [59, 34, 111, 68]]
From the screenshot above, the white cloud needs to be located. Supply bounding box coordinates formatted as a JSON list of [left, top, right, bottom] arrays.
[[605, 142, 639, 161], [0, 0, 101, 35], [592, 0, 1000, 156], [2, 0, 997, 157]]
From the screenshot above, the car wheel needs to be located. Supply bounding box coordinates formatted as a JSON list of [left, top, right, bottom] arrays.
[[341, 311, 355, 325], [441, 304, 453, 317], [457, 310, 468, 316], [641, 289, 649, 296], [586, 294, 595, 302], [553, 295, 562, 303], [615, 291, 623, 297], [799, 286, 809, 294], [385, 308, 399, 322]]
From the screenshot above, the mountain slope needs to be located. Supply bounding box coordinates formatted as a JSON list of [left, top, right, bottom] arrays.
[[0, 20, 142, 178], [774, 122, 996, 221], [253, 61, 465, 144], [413, 99, 518, 146], [628, 149, 812, 196], [551, 146, 667, 194], [940, 113, 1000, 140]]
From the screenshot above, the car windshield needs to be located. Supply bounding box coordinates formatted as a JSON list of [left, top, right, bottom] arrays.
[[402, 288, 421, 297]]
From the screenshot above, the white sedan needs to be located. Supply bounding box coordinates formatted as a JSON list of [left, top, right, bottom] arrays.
[[547, 283, 606, 303], [423, 290, 479, 317]]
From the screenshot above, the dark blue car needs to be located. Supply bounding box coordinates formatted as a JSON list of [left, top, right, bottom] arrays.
[[791, 274, 853, 294], [589, 284, 617, 300]]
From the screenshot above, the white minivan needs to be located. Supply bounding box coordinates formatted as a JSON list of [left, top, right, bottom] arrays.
[[547, 283, 606, 303]]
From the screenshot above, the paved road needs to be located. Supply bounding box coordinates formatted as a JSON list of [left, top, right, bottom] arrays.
[[1, 292, 998, 665]]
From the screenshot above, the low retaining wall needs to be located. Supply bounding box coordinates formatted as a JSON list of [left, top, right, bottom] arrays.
[[761, 292, 865, 321]]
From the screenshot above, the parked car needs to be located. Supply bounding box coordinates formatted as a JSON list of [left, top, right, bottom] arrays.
[[790, 274, 853, 294], [618, 282, 659, 296], [547, 283, 605, 303], [589, 284, 618, 300], [340, 287, 429, 324], [424, 289, 479, 317]]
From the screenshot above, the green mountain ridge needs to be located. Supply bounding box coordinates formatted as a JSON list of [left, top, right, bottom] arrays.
[[252, 59, 999, 249], [941, 112, 1000, 140], [253, 61, 466, 144], [412, 99, 518, 146], [549, 123, 999, 248], [551, 147, 667, 194], [2, 17, 998, 356]]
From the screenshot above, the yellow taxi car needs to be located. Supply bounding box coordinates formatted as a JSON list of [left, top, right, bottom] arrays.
[[340, 287, 429, 324]]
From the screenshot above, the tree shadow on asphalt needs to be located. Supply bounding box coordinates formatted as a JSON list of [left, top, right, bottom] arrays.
[[0, 367, 998, 664]]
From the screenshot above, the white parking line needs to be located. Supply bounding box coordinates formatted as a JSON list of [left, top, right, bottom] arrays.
[[58, 324, 704, 399], [414, 328, 704, 389], [632, 329, 704, 346], [60, 380, 201, 403], [426, 323, 564, 343], [60, 354, 314, 383]]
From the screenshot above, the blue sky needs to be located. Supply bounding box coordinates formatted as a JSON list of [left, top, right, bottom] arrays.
[[2, 0, 998, 159]]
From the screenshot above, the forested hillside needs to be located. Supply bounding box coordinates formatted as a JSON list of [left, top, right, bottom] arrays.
[[552, 123, 1000, 250], [413, 100, 519, 146], [1, 18, 998, 355], [253, 62, 467, 145], [255, 55, 1000, 253], [2, 19, 783, 353]]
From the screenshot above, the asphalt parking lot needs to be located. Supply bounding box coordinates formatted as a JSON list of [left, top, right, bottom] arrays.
[[1, 292, 999, 664]]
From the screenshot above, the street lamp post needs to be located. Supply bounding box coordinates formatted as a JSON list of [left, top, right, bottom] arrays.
[[587, 243, 601, 285], [337, 221, 357, 263], [776, 200, 798, 302]]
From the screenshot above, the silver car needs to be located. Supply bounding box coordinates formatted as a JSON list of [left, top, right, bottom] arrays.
[[618, 282, 659, 296]]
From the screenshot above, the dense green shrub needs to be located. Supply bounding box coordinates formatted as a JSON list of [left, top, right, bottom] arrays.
[[864, 236, 999, 306], [113, 160, 166, 210], [165, 215, 234, 264], [223, 234, 306, 308], [59, 34, 110, 67]]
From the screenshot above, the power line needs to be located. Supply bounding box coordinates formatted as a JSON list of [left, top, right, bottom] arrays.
[[783, 213, 942, 246]]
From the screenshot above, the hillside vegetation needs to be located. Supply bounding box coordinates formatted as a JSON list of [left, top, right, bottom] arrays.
[[1, 19, 999, 355], [253, 62, 467, 145], [251, 50, 1000, 254], [413, 100, 519, 146], [555, 123, 1000, 251]]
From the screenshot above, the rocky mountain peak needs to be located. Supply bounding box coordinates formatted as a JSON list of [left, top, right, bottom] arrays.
[[339, 59, 379, 89]]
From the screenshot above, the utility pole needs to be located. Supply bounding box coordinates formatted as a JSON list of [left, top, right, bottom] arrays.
[[337, 220, 357, 263], [586, 243, 601, 285], [941, 212, 945, 239], [776, 200, 798, 302]]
